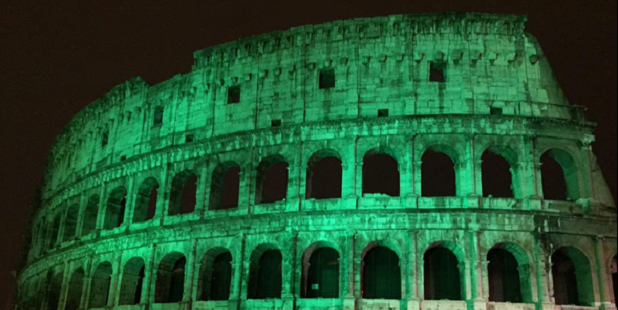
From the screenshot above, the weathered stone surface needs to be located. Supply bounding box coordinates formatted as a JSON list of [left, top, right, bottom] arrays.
[[17, 13, 617, 310]]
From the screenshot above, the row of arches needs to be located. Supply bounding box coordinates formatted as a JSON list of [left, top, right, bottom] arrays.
[[36, 244, 613, 309], [38, 147, 580, 253]]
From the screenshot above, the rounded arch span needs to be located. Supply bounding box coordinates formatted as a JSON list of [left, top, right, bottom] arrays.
[[81, 194, 100, 237], [169, 169, 199, 216], [88, 262, 113, 309], [423, 241, 466, 301], [301, 242, 341, 299], [104, 186, 128, 230], [248, 243, 283, 299], [155, 252, 187, 303], [422, 144, 463, 166], [362, 240, 403, 259], [134, 177, 159, 223], [306, 150, 343, 200], [256, 155, 289, 205], [119, 257, 146, 305], [540, 148, 581, 201], [209, 161, 241, 211], [551, 246, 595, 307], [362, 149, 400, 197], [487, 242, 534, 303], [426, 241, 466, 264], [198, 247, 233, 301], [362, 244, 402, 300]]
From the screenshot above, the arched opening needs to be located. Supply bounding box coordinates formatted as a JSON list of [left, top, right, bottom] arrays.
[[363, 152, 400, 197], [248, 248, 283, 299], [362, 246, 401, 299], [81, 195, 99, 236], [49, 214, 62, 250], [422, 149, 457, 197], [65, 268, 85, 310], [610, 256, 618, 303], [302, 247, 340, 299], [488, 249, 523, 303], [63, 205, 80, 243], [198, 250, 233, 301], [541, 149, 580, 201], [88, 262, 113, 309], [119, 258, 146, 305], [551, 248, 594, 306], [155, 253, 186, 303], [482, 150, 515, 198], [210, 163, 241, 210], [256, 157, 289, 204], [46, 272, 63, 310], [134, 178, 159, 223], [424, 247, 462, 301], [169, 171, 198, 215], [104, 187, 127, 229], [306, 152, 343, 200]]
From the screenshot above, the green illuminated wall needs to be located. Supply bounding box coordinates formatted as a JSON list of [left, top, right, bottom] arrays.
[[18, 13, 617, 310]]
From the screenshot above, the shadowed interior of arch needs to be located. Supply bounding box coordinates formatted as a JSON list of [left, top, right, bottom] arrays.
[[81, 195, 99, 237], [306, 153, 342, 200], [105, 187, 127, 229], [169, 171, 198, 215], [362, 246, 401, 300], [302, 247, 340, 299], [198, 250, 233, 301], [482, 150, 515, 198], [65, 268, 84, 310], [119, 258, 146, 305], [248, 249, 283, 299], [612, 255, 618, 302], [424, 247, 462, 301], [541, 149, 580, 201], [63, 204, 80, 243], [488, 249, 522, 302], [155, 253, 187, 303], [46, 272, 63, 310], [210, 164, 241, 210], [363, 152, 400, 197], [256, 157, 289, 204], [134, 178, 159, 223], [89, 262, 113, 309], [422, 149, 457, 197], [551, 248, 594, 307]]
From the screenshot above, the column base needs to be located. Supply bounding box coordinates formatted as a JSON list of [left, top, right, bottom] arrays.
[[406, 298, 421, 310], [343, 297, 356, 310]]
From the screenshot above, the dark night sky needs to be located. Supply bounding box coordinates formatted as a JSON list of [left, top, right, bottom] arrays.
[[0, 0, 616, 307]]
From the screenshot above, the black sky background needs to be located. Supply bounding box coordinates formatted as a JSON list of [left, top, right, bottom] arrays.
[[0, 0, 616, 307]]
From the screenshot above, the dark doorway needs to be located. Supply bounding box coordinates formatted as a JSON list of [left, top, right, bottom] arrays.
[[134, 178, 159, 222], [552, 251, 580, 306], [104, 187, 127, 229], [248, 250, 283, 299], [88, 263, 113, 309], [155, 253, 187, 303], [362, 246, 401, 299], [65, 268, 84, 310], [210, 164, 241, 210], [119, 258, 146, 305], [488, 249, 522, 302], [424, 247, 462, 301], [200, 251, 233, 301], [303, 247, 340, 299]]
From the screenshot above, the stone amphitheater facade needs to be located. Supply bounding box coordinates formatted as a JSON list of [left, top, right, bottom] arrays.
[[17, 13, 618, 310]]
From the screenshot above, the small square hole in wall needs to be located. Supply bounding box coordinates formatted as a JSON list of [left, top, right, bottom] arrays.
[[378, 109, 390, 118], [319, 68, 336, 89], [227, 86, 241, 104], [491, 107, 504, 115], [185, 134, 195, 143], [430, 61, 446, 83], [120, 155, 127, 162], [271, 119, 282, 127]]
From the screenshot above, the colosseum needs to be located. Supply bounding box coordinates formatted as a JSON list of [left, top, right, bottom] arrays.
[[16, 12, 617, 310]]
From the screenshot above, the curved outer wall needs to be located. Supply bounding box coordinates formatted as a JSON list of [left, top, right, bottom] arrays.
[[18, 13, 617, 310]]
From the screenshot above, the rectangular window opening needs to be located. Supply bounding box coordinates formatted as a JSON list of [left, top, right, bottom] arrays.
[[378, 109, 390, 118], [153, 107, 164, 126], [227, 86, 241, 104], [102, 131, 109, 148], [430, 62, 446, 83], [271, 120, 282, 128], [491, 107, 504, 115], [319, 68, 336, 90]]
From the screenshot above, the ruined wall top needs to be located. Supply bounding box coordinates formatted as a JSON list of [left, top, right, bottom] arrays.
[[42, 13, 590, 200]]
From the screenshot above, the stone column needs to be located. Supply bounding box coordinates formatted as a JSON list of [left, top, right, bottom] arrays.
[[107, 252, 123, 307], [343, 232, 356, 309], [196, 164, 209, 218], [122, 177, 136, 229], [534, 234, 555, 310], [464, 134, 481, 208], [229, 234, 246, 310], [594, 238, 617, 310], [184, 240, 199, 304], [144, 245, 158, 305]]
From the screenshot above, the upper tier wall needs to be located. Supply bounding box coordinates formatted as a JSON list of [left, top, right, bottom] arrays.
[[43, 13, 585, 199]]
